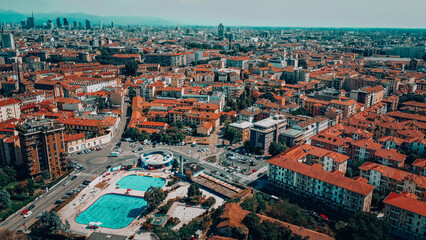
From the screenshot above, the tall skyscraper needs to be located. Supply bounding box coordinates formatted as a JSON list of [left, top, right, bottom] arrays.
[[17, 119, 67, 178], [99, 20, 102, 29], [47, 20, 53, 29], [1, 32, 15, 50], [73, 21, 77, 28], [85, 19, 91, 29], [111, 21, 114, 28], [218, 23, 224, 38], [56, 17, 62, 28], [63, 18, 69, 27], [26, 12, 35, 29]]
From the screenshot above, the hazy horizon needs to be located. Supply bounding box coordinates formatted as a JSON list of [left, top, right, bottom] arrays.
[[0, 0, 425, 28]]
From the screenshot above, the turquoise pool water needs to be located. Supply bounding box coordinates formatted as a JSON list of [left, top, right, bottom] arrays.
[[75, 194, 147, 229], [116, 175, 166, 191]]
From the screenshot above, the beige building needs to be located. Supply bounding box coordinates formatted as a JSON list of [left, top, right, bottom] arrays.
[[0, 98, 21, 122]]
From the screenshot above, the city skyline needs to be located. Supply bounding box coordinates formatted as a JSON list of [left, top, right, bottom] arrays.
[[0, 0, 425, 28]]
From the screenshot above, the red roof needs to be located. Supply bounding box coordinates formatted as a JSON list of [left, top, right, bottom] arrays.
[[0, 98, 20, 107], [374, 148, 406, 162], [412, 159, 426, 168], [384, 192, 426, 216], [64, 133, 85, 142], [352, 139, 382, 151], [268, 156, 374, 196]]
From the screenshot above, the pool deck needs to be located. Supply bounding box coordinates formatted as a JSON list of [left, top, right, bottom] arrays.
[[58, 169, 172, 237]]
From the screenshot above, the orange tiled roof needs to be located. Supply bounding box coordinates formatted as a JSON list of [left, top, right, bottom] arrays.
[[384, 192, 426, 216], [269, 156, 374, 196]]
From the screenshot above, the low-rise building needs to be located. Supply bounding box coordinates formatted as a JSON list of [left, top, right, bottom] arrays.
[[268, 153, 374, 213], [359, 162, 426, 201], [383, 192, 426, 240]]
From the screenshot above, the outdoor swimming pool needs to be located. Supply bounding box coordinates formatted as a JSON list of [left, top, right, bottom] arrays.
[[75, 193, 147, 229], [116, 175, 166, 192]]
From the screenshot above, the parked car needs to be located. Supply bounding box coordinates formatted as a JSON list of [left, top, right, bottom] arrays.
[[21, 209, 29, 215], [71, 176, 77, 180], [28, 204, 35, 210], [106, 165, 111, 169], [54, 200, 64, 204], [63, 181, 70, 186], [24, 211, 32, 218]]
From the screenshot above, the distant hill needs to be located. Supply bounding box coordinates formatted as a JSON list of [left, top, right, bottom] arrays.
[[0, 9, 174, 26]]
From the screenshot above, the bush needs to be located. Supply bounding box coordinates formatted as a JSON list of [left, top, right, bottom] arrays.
[[202, 196, 216, 208]]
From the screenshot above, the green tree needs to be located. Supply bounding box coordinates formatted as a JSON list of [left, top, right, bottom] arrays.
[[202, 196, 216, 208], [0, 171, 10, 186], [125, 60, 139, 76], [336, 212, 390, 240], [128, 86, 137, 101], [289, 107, 307, 116], [3, 166, 16, 182], [299, 59, 308, 69], [187, 183, 202, 205], [269, 142, 287, 156], [123, 127, 141, 140], [41, 170, 51, 180], [259, 92, 276, 102], [95, 96, 108, 110], [187, 183, 202, 198], [0, 190, 11, 209], [224, 126, 237, 143], [144, 187, 166, 209], [423, 53, 426, 61], [33, 211, 69, 235]]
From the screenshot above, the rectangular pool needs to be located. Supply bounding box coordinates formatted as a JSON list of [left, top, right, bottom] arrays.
[[116, 175, 166, 192], [75, 193, 147, 229]]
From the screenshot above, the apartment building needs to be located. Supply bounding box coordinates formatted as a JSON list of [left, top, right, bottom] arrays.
[[351, 138, 383, 162], [412, 159, 426, 177], [359, 162, 426, 201], [383, 192, 426, 240], [330, 98, 357, 119], [374, 148, 406, 168], [0, 98, 21, 122], [268, 155, 374, 213], [249, 115, 287, 152], [228, 121, 253, 143], [17, 119, 66, 178]]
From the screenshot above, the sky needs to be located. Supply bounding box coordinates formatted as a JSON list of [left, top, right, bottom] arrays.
[[0, 0, 425, 28]]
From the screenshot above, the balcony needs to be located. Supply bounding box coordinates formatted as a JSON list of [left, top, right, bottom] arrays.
[[390, 209, 400, 215]]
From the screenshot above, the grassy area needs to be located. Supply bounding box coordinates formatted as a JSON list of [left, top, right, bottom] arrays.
[[0, 170, 73, 221], [206, 156, 216, 163], [0, 196, 35, 220]]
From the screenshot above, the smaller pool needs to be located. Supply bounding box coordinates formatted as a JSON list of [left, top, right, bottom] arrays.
[[75, 193, 147, 229], [116, 175, 166, 192]]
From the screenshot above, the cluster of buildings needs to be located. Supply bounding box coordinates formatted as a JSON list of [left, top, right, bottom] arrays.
[[0, 16, 425, 239]]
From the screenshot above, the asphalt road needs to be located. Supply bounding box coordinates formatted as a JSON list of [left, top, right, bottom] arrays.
[[0, 102, 131, 232], [0, 102, 264, 232]]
